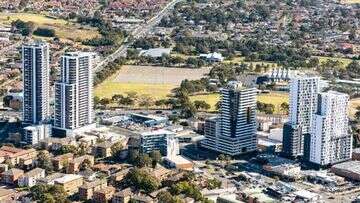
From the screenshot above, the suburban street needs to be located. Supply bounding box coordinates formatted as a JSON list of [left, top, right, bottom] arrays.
[[94, 0, 184, 73]]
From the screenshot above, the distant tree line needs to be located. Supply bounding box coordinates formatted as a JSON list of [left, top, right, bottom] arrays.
[[94, 57, 126, 85], [173, 36, 313, 68]]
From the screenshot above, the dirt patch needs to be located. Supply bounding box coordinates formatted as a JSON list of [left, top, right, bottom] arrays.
[[113, 65, 211, 85]]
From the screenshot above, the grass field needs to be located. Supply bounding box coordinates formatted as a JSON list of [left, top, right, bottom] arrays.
[[317, 56, 355, 68], [190, 94, 220, 111], [114, 65, 210, 85], [0, 13, 99, 40], [95, 65, 210, 99], [95, 65, 290, 112], [343, 0, 360, 3], [94, 81, 176, 99], [190, 92, 289, 113]]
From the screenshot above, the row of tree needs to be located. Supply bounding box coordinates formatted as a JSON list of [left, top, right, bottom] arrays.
[[11, 20, 55, 38]]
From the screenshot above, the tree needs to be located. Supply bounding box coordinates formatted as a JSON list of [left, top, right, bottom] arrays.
[[37, 150, 53, 173], [150, 150, 162, 168], [79, 159, 92, 171], [127, 49, 140, 60], [254, 64, 262, 73], [128, 149, 140, 164], [99, 98, 111, 108], [112, 94, 123, 103], [218, 154, 226, 161], [77, 143, 88, 156], [126, 91, 138, 99], [119, 97, 135, 107], [30, 184, 69, 203], [157, 191, 182, 203], [170, 181, 203, 201], [57, 145, 77, 155], [257, 101, 275, 114], [157, 191, 174, 203], [33, 27, 56, 37], [307, 57, 319, 68], [135, 154, 152, 168], [124, 168, 160, 193], [194, 100, 211, 111], [206, 178, 222, 190], [355, 106, 360, 121], [155, 99, 168, 109], [280, 102, 289, 115], [4, 159, 13, 169], [347, 60, 360, 77], [175, 90, 197, 118], [139, 94, 154, 109], [111, 142, 124, 161], [11, 20, 34, 36], [94, 96, 100, 107]]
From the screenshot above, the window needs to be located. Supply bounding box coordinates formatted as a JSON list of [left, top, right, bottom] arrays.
[[246, 107, 251, 124]]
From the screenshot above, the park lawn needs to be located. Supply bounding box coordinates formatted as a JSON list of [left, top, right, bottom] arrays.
[[0, 13, 68, 25], [190, 92, 289, 113], [223, 56, 279, 67], [258, 92, 289, 113], [190, 93, 220, 111], [343, 0, 360, 3], [0, 12, 100, 41], [94, 81, 176, 100], [317, 56, 355, 68]]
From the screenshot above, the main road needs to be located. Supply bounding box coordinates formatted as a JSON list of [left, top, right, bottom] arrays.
[[94, 0, 183, 73]]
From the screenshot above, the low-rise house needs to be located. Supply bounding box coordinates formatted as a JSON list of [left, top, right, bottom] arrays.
[[92, 142, 113, 158], [0, 188, 16, 201], [352, 148, 360, 161], [131, 194, 154, 203], [54, 174, 83, 195], [139, 48, 171, 58], [1, 168, 24, 185], [18, 168, 45, 187], [0, 146, 37, 166], [112, 188, 132, 203], [40, 137, 77, 151], [93, 186, 116, 203], [111, 168, 131, 182], [199, 52, 224, 62], [51, 153, 74, 171], [37, 173, 64, 185], [152, 166, 173, 181], [92, 163, 124, 175], [67, 155, 94, 173], [18, 153, 36, 169], [79, 179, 108, 201], [79, 169, 97, 181], [79, 135, 98, 147]]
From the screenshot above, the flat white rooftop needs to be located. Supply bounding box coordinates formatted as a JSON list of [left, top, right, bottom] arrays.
[[54, 174, 82, 184]]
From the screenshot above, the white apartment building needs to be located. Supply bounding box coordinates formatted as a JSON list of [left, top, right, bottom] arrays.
[[54, 52, 95, 136], [282, 76, 320, 158], [289, 76, 320, 134], [202, 81, 257, 155], [18, 168, 45, 187], [24, 124, 51, 145], [309, 91, 352, 166], [22, 42, 50, 124]]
